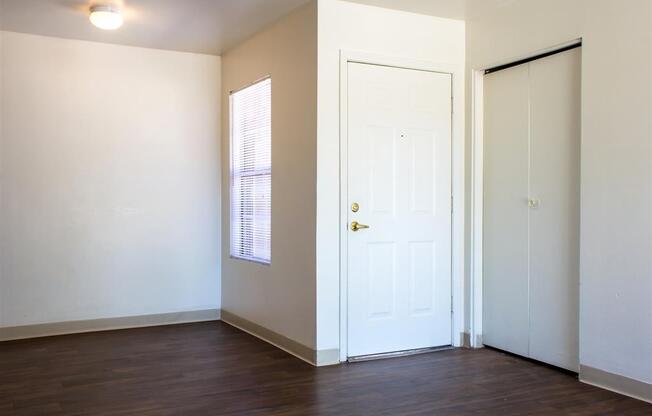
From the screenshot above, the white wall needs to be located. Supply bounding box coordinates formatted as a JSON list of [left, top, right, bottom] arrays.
[[316, 0, 466, 353], [221, 2, 318, 350], [0, 32, 221, 327], [466, 0, 652, 384]]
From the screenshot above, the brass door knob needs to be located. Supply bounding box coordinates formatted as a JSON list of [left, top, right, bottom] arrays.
[[351, 221, 370, 232]]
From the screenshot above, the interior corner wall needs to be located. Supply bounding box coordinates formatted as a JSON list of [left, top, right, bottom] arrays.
[[465, 0, 652, 385], [316, 0, 466, 354], [220, 2, 318, 351], [0, 31, 221, 328]]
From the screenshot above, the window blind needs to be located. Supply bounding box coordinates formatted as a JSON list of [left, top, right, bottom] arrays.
[[230, 78, 272, 264]]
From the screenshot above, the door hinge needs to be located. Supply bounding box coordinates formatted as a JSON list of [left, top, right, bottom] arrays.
[[451, 195, 454, 214]]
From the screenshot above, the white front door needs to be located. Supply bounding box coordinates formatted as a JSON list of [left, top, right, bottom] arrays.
[[347, 62, 453, 358]]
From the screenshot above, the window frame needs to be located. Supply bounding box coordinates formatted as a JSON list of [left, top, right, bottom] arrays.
[[229, 76, 272, 265]]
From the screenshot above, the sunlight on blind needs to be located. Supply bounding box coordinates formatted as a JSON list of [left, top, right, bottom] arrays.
[[230, 78, 271, 264]]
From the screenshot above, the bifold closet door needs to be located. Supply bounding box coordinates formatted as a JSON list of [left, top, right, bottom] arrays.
[[483, 47, 580, 371], [483, 65, 529, 355], [528, 48, 580, 371], [482, 64, 530, 357]]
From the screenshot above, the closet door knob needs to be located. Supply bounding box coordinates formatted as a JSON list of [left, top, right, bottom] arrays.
[[528, 198, 541, 209]]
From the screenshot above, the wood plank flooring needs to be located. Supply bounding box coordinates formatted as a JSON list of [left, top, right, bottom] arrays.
[[1, 321, 650, 415]]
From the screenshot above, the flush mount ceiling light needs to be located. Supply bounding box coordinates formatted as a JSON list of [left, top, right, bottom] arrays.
[[89, 5, 124, 30]]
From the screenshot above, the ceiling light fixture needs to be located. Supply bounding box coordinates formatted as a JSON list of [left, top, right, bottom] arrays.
[[89, 5, 124, 30]]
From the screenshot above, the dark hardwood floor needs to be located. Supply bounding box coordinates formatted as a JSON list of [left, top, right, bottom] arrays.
[[1, 321, 650, 415]]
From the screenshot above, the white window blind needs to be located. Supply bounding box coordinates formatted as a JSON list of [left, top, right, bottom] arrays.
[[230, 77, 272, 264]]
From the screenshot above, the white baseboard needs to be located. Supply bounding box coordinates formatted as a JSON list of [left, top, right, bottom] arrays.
[[580, 365, 652, 404], [221, 310, 339, 367], [0, 309, 221, 342]]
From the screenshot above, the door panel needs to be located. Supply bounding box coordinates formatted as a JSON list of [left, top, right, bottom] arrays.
[[483, 64, 531, 357], [369, 126, 396, 214], [408, 241, 435, 315], [367, 242, 396, 319], [347, 62, 452, 357], [408, 129, 435, 213], [528, 49, 581, 371]]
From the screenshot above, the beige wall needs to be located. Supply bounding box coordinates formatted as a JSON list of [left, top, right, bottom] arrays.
[[465, 0, 652, 385], [0, 32, 221, 327], [221, 2, 318, 350]]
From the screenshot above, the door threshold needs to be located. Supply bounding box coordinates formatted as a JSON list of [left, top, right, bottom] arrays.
[[348, 345, 453, 363]]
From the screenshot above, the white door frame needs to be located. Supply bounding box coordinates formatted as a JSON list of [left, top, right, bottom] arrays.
[[469, 39, 583, 349], [339, 50, 466, 361]]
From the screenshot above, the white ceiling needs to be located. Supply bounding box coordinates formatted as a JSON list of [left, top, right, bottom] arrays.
[[0, 0, 468, 56], [344, 0, 466, 20], [0, 0, 311, 55]]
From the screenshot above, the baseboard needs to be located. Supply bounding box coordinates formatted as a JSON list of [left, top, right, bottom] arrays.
[[460, 332, 471, 348], [315, 348, 341, 366], [475, 334, 484, 347], [580, 365, 652, 404], [221, 310, 339, 367], [0, 309, 221, 342]]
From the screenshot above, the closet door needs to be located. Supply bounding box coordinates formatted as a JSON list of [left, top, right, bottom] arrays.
[[482, 64, 530, 357], [483, 47, 581, 371], [528, 48, 581, 371]]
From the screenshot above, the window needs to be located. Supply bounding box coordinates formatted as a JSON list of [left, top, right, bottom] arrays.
[[230, 77, 272, 264]]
